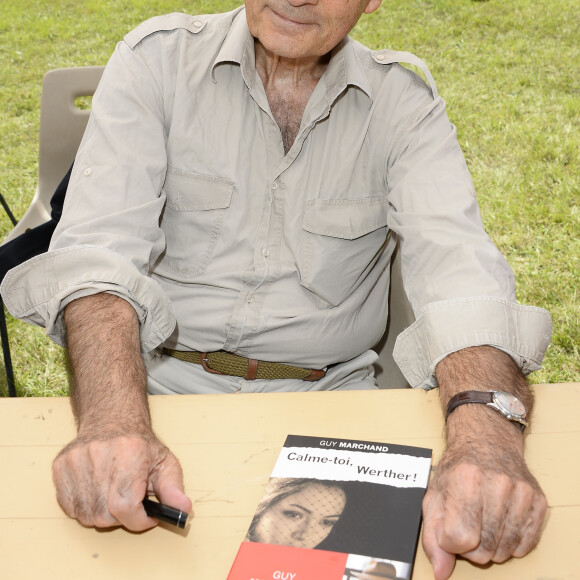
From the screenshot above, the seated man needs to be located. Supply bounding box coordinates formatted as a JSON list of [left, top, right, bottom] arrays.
[[1, 2, 551, 579]]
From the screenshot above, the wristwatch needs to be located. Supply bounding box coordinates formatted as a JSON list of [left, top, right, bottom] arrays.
[[445, 390, 528, 431]]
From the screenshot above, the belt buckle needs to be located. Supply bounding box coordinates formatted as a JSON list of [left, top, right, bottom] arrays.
[[199, 351, 256, 380], [200, 353, 226, 375]]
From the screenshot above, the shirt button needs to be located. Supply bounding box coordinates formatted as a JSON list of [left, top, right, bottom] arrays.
[[262, 249, 270, 257], [83, 168, 92, 176], [376, 53, 385, 61], [247, 296, 254, 303], [271, 183, 278, 190], [193, 20, 203, 28]]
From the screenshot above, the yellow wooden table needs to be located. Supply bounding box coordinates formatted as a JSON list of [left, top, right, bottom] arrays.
[[0, 383, 578, 579]]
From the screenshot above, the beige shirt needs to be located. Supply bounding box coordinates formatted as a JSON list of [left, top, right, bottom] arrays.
[[1, 8, 552, 389]]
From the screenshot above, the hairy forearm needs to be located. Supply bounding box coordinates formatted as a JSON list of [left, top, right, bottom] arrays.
[[64, 293, 150, 435], [55, 293, 190, 530], [433, 345, 542, 497], [435, 345, 532, 409], [436, 346, 533, 445]]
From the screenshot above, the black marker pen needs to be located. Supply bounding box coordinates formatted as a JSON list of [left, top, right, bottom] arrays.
[[143, 498, 188, 529]]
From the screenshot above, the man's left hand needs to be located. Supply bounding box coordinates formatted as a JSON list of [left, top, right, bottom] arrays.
[[422, 435, 547, 580]]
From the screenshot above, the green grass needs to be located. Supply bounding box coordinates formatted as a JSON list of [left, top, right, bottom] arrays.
[[1, 0, 578, 395]]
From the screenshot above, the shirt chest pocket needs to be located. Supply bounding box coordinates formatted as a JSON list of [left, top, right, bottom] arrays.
[[300, 196, 390, 307], [158, 169, 233, 280]]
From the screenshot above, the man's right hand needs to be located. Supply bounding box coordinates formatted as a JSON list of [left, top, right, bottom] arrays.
[[58, 293, 190, 531], [53, 428, 191, 531]]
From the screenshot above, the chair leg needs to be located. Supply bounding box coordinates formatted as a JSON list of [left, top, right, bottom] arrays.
[[0, 298, 17, 397], [0, 191, 18, 226]]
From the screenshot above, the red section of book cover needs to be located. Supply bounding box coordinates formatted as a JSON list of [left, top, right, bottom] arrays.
[[228, 541, 349, 580]]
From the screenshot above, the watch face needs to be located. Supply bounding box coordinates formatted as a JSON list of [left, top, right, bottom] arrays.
[[494, 391, 526, 418]]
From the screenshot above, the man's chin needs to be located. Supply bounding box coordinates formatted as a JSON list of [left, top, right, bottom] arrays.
[[255, 34, 321, 61]]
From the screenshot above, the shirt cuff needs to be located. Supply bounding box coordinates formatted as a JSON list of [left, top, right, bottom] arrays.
[[0, 245, 176, 352], [392, 296, 553, 389]]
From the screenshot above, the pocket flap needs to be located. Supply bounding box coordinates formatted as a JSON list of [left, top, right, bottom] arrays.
[[163, 169, 233, 211], [303, 196, 390, 240]]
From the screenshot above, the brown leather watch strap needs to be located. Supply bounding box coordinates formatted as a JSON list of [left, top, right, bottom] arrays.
[[445, 390, 526, 432], [445, 390, 494, 421]]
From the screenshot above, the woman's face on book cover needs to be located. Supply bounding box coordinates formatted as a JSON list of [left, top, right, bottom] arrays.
[[253, 483, 346, 549]]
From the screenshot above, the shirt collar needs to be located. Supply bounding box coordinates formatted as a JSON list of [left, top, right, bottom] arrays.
[[211, 9, 372, 103], [323, 37, 373, 105], [211, 8, 257, 88]]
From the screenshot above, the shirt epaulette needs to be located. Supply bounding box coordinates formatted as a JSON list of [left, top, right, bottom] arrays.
[[371, 49, 438, 99], [124, 13, 208, 49]]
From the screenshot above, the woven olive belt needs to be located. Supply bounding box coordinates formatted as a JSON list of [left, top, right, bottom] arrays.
[[163, 348, 326, 381]]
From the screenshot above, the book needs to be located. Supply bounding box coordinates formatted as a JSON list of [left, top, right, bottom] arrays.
[[228, 434, 432, 580]]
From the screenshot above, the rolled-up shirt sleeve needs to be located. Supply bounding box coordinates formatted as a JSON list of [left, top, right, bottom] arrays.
[[1, 38, 175, 351], [1, 246, 176, 351], [386, 91, 552, 388]]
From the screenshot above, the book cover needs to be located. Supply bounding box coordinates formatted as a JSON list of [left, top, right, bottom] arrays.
[[228, 435, 432, 580]]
